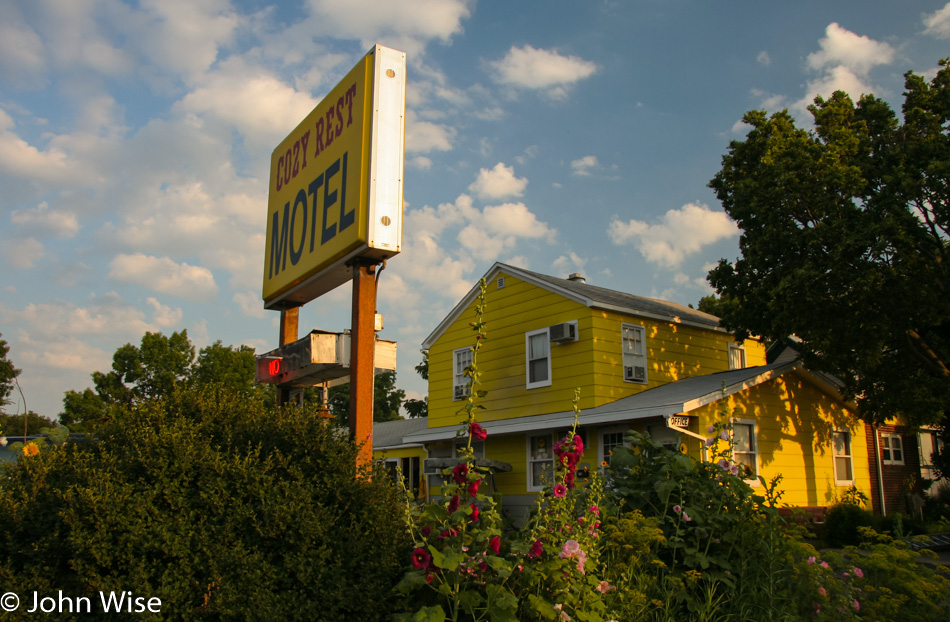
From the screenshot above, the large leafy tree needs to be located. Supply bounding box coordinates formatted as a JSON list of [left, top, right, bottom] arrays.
[[403, 350, 429, 419], [707, 62, 949, 434], [327, 370, 406, 425]]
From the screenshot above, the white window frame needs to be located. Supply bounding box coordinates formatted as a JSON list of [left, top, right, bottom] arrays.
[[453, 346, 473, 400], [621, 323, 648, 384], [881, 433, 904, 466], [526, 432, 555, 492], [598, 425, 629, 469], [832, 430, 854, 486], [728, 344, 746, 370], [731, 418, 759, 484], [525, 328, 552, 389], [919, 429, 944, 480]]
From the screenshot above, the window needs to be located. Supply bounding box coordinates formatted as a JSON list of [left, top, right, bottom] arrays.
[[881, 433, 904, 465], [919, 429, 944, 480], [527, 433, 554, 491], [621, 323, 648, 384], [729, 344, 746, 370], [385, 457, 421, 498], [453, 347, 473, 400], [732, 419, 758, 480], [832, 430, 853, 485], [526, 328, 552, 389], [599, 426, 628, 468]]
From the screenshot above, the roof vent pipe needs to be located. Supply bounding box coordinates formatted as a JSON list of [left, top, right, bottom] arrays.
[[567, 273, 586, 283]]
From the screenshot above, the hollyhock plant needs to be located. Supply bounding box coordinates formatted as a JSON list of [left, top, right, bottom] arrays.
[[469, 421, 487, 442]]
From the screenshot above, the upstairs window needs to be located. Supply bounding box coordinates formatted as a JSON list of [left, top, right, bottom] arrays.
[[729, 344, 746, 370], [453, 347, 473, 400], [833, 430, 853, 485], [881, 433, 904, 465], [526, 328, 552, 389], [621, 323, 648, 384]]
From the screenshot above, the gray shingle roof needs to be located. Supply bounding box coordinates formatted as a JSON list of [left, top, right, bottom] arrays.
[[373, 417, 430, 448]]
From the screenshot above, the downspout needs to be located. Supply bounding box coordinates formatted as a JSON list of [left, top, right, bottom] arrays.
[[872, 423, 887, 516]]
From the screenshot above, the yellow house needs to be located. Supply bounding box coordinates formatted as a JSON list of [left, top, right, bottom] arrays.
[[378, 262, 872, 523]]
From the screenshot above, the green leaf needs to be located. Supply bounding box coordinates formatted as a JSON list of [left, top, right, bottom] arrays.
[[408, 605, 447, 622], [526, 594, 557, 620], [394, 570, 428, 595]]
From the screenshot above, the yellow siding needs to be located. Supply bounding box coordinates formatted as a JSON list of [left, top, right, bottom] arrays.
[[428, 271, 765, 429], [693, 373, 870, 507]]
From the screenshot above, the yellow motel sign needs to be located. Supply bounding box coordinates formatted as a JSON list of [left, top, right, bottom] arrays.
[[263, 45, 406, 309]]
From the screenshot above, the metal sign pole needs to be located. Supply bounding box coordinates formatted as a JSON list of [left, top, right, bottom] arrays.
[[349, 260, 379, 473], [276, 307, 299, 405]]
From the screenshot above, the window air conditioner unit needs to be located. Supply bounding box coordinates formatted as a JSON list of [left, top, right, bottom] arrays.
[[624, 366, 646, 382], [549, 322, 577, 343], [454, 385, 470, 400]]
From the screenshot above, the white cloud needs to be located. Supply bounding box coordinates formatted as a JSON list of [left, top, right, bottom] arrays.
[[136, 0, 239, 83], [608, 203, 738, 269], [796, 23, 895, 112], [806, 23, 895, 76], [486, 45, 598, 98], [571, 155, 598, 176], [757, 51, 771, 66], [176, 57, 319, 149], [234, 290, 268, 319], [15, 333, 111, 373], [2, 237, 44, 269], [468, 163, 528, 199], [6, 293, 180, 338], [924, 3, 950, 38], [11, 202, 79, 238], [306, 0, 473, 53], [0, 15, 45, 86], [108, 253, 219, 302], [406, 111, 457, 153], [552, 252, 586, 275], [0, 108, 101, 187]]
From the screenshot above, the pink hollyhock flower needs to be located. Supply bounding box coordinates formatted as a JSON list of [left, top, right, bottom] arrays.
[[729, 465, 739, 476], [854, 567, 864, 578], [818, 587, 827, 596], [572, 436, 584, 454], [720, 430, 729, 441], [553, 483, 567, 497], [452, 462, 469, 484], [707, 424, 716, 433], [705, 437, 716, 447], [718, 458, 730, 470], [682, 511, 692, 522], [589, 505, 599, 515], [448, 495, 460, 513], [853, 600, 860, 611], [411, 547, 432, 570], [559, 539, 582, 558], [595, 581, 615, 594], [820, 561, 829, 569], [469, 422, 488, 441], [489, 535, 501, 554], [807, 556, 816, 565], [469, 503, 480, 522], [673, 504, 683, 514]]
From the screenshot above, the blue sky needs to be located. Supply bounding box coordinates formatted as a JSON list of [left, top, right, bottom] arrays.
[[3, 0, 950, 419]]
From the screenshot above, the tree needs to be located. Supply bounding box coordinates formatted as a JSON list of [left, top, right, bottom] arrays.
[[707, 62, 949, 434], [0, 334, 21, 413], [61, 332, 272, 429], [404, 350, 429, 418], [328, 370, 406, 425], [1, 385, 408, 620]]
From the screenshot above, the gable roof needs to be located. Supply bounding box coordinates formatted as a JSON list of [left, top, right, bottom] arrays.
[[422, 262, 722, 349], [373, 417, 430, 449], [400, 361, 806, 444]]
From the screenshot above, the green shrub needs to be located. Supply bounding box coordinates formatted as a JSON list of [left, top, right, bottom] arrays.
[[0, 385, 409, 621], [823, 503, 874, 547]]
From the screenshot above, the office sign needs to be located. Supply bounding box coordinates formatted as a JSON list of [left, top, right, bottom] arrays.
[[263, 44, 406, 309]]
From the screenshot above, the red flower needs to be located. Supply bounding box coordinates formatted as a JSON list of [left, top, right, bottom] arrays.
[[421, 525, 432, 538], [553, 483, 567, 498], [451, 462, 469, 484], [411, 547, 432, 570], [489, 535, 501, 554], [572, 435, 584, 454], [448, 495, 460, 513], [528, 539, 543, 559], [467, 479, 480, 497], [469, 422, 488, 441], [469, 503, 480, 522]]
